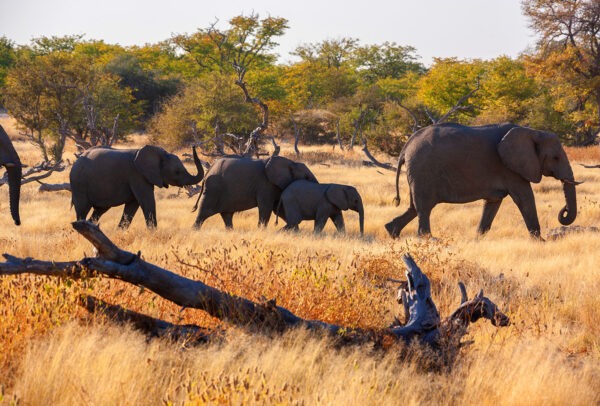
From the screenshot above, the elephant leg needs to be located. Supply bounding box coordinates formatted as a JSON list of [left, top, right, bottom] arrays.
[[477, 199, 502, 235], [281, 202, 302, 231], [508, 184, 541, 238], [257, 199, 274, 227], [314, 206, 331, 234], [130, 184, 157, 228], [220, 212, 234, 229], [193, 195, 217, 230], [118, 201, 140, 229], [331, 212, 345, 233], [416, 206, 433, 237], [89, 207, 109, 224], [385, 196, 417, 238], [74, 202, 92, 222]]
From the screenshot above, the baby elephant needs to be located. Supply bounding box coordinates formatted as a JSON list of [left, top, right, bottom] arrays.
[[276, 180, 364, 235]]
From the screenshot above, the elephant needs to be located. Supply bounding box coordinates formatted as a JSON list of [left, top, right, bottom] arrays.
[[275, 180, 364, 235], [0, 125, 22, 225], [70, 145, 204, 228], [192, 156, 318, 229], [384, 123, 580, 238]]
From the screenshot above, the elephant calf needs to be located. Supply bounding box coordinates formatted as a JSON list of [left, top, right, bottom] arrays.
[[70, 145, 204, 228], [276, 180, 364, 235]]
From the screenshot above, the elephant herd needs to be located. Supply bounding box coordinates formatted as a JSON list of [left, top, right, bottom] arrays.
[[0, 122, 583, 239]]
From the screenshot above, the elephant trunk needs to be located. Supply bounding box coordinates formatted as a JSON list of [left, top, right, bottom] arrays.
[[357, 202, 364, 235], [6, 163, 21, 225], [559, 179, 577, 225], [186, 147, 205, 185]]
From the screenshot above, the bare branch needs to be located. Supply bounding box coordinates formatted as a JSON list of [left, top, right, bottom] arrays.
[[436, 77, 480, 124]]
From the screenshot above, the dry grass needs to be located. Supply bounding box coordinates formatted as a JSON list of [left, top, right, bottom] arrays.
[[0, 118, 599, 404]]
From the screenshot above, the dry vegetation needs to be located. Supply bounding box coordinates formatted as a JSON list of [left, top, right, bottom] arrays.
[[0, 115, 599, 404]]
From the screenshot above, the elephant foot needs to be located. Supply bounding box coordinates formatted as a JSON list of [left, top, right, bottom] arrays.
[[384, 221, 400, 238]]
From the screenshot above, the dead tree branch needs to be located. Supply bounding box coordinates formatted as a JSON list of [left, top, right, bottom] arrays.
[[38, 182, 71, 192], [234, 66, 269, 158], [0, 221, 509, 351], [395, 102, 420, 133], [0, 161, 67, 187], [361, 138, 396, 171], [82, 295, 214, 344], [430, 78, 481, 124]]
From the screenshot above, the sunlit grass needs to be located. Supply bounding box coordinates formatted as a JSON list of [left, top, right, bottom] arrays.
[[0, 120, 599, 404]]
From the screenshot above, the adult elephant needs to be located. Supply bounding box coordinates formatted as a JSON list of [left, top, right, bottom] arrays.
[[0, 125, 22, 225], [193, 156, 318, 229], [384, 123, 580, 238], [70, 145, 204, 228]]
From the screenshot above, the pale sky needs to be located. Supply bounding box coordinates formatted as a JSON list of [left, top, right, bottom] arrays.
[[0, 0, 535, 66]]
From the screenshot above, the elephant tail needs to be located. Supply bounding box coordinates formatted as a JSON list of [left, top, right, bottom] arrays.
[[393, 153, 405, 207], [191, 181, 205, 212], [275, 198, 283, 225]]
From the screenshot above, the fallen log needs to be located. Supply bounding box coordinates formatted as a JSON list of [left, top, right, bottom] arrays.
[[82, 295, 214, 344], [0, 221, 509, 350], [38, 182, 71, 192]]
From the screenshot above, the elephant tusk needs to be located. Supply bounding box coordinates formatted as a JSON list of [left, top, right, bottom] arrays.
[[561, 179, 584, 186]]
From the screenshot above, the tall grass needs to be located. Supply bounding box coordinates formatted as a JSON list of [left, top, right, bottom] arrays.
[[0, 120, 599, 404]]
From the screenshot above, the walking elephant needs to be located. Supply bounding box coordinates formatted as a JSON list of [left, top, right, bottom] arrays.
[[275, 180, 364, 235], [70, 145, 204, 228], [192, 156, 318, 229], [385, 123, 580, 238], [0, 125, 22, 225]]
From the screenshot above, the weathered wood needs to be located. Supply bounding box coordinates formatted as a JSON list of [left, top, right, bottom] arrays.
[[0, 160, 67, 187], [82, 295, 213, 344], [0, 221, 509, 350], [361, 139, 397, 172], [38, 182, 71, 192]]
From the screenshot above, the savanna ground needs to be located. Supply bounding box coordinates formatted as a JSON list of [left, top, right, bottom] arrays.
[[0, 114, 599, 404]]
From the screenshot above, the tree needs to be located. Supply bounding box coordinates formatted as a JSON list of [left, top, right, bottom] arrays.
[[149, 74, 257, 151], [171, 14, 288, 155], [353, 42, 425, 83], [3, 44, 140, 160], [105, 53, 180, 119], [416, 58, 485, 123], [475, 56, 539, 124], [523, 0, 600, 143], [0, 36, 16, 101]]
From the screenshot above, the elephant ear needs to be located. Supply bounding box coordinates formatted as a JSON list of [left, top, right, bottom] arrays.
[[325, 186, 350, 210], [265, 156, 294, 189], [497, 127, 543, 183], [134, 145, 166, 188]]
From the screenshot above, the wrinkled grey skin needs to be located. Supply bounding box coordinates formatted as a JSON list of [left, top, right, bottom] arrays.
[[385, 123, 578, 238], [193, 156, 318, 229], [0, 125, 22, 225], [276, 180, 364, 235], [70, 145, 204, 228]]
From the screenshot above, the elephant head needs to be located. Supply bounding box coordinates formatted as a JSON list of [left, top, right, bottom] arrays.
[[326, 185, 364, 235], [498, 127, 579, 225], [0, 125, 22, 225], [264, 156, 318, 189], [134, 145, 204, 188]]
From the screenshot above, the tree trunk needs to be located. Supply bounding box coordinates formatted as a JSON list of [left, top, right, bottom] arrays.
[[335, 119, 344, 151]]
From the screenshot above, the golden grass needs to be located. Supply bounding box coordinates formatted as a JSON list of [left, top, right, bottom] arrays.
[[0, 119, 599, 404]]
